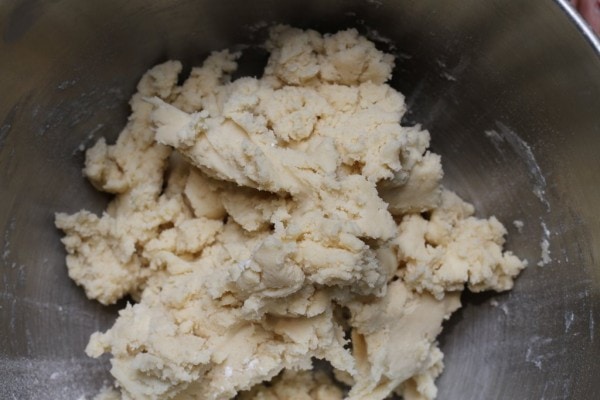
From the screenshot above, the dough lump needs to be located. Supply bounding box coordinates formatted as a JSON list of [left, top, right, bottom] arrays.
[[55, 26, 526, 400]]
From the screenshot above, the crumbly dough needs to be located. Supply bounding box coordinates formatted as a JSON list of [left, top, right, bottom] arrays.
[[238, 370, 343, 400], [55, 26, 526, 400]]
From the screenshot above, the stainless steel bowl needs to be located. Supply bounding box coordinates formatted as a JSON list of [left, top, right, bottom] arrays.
[[1, 1, 599, 398]]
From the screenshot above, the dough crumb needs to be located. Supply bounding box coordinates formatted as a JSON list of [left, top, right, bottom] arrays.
[[513, 219, 524, 233], [538, 239, 552, 267], [537, 221, 552, 267], [55, 25, 526, 400]]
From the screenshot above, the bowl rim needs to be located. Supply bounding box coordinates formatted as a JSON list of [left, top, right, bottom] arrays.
[[557, 0, 600, 55]]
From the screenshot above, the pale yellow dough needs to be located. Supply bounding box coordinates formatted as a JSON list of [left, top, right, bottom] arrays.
[[55, 26, 526, 400]]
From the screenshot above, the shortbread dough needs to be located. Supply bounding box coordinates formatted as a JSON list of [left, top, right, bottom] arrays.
[[55, 26, 526, 400]]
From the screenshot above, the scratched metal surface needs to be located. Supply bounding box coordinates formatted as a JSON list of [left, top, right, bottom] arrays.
[[1, 0, 599, 399]]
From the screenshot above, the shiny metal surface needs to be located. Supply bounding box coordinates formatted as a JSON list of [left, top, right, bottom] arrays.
[[1, 0, 599, 398]]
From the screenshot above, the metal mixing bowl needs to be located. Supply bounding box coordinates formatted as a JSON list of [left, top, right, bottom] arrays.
[[1, 0, 599, 398]]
